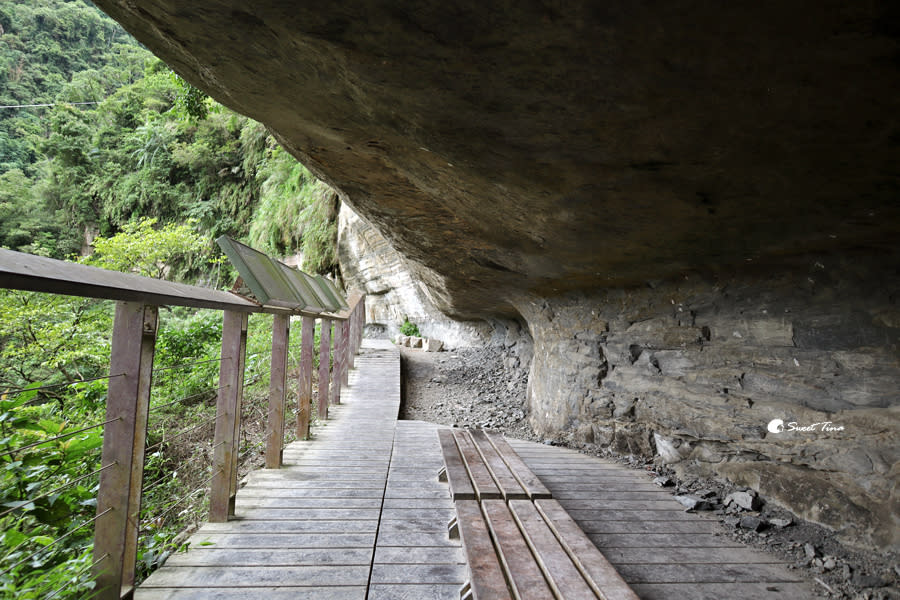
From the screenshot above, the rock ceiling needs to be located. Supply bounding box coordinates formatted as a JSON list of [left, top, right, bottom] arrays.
[[94, 1, 900, 317]]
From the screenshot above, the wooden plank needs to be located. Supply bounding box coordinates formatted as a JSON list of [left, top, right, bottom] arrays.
[[455, 500, 512, 600], [613, 561, 807, 584], [469, 430, 528, 500], [587, 533, 744, 548], [210, 311, 248, 522], [140, 565, 370, 587], [534, 499, 639, 600], [332, 320, 345, 405], [135, 587, 366, 600], [266, 313, 290, 468], [318, 318, 331, 419], [603, 546, 787, 565], [93, 302, 158, 599], [485, 432, 552, 500], [436, 429, 475, 500], [0, 247, 261, 311], [481, 499, 555, 600], [507, 500, 598, 600], [628, 582, 817, 600], [297, 315, 315, 439], [453, 430, 502, 501]]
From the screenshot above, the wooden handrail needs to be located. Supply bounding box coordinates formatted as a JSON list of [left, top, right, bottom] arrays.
[[0, 248, 367, 599]]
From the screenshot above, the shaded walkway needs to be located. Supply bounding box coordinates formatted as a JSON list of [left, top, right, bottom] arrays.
[[137, 339, 815, 599], [136, 340, 465, 599]]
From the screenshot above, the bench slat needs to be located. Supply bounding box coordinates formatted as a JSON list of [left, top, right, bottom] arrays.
[[438, 429, 476, 500], [454, 430, 503, 501], [456, 500, 513, 600], [469, 430, 529, 500], [482, 499, 556, 600], [486, 433, 552, 500], [509, 500, 599, 600], [535, 499, 640, 600]]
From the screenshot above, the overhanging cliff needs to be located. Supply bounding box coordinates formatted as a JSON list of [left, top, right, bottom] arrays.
[[92, 0, 900, 550]]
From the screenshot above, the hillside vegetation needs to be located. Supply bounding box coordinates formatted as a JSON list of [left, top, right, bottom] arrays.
[[0, 2, 338, 596], [0, 0, 338, 274]]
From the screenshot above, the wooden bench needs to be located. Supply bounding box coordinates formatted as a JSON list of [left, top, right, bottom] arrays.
[[438, 429, 639, 600]]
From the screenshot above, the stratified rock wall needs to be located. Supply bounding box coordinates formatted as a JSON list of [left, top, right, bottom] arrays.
[[337, 202, 493, 346], [515, 251, 900, 550]]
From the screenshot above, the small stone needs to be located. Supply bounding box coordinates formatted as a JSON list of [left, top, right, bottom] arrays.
[[696, 488, 717, 498], [724, 490, 761, 511], [653, 476, 673, 487], [723, 516, 741, 528], [822, 557, 836, 571], [674, 495, 713, 511], [410, 336, 423, 348], [851, 573, 885, 588], [769, 518, 793, 528], [740, 516, 764, 532], [803, 543, 818, 559]]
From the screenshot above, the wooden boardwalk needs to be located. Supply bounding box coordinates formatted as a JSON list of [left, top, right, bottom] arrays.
[[508, 441, 818, 600], [137, 338, 816, 599]]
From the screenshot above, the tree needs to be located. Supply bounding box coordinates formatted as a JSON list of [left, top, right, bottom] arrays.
[[84, 217, 207, 279]]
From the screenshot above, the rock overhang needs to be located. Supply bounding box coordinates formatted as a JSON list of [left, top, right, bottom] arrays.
[[92, 0, 900, 317]]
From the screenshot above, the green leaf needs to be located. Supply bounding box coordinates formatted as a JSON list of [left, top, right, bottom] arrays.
[[32, 535, 53, 547]]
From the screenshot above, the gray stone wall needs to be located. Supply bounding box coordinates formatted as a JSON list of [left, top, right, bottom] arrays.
[[337, 203, 494, 347], [514, 251, 900, 551]]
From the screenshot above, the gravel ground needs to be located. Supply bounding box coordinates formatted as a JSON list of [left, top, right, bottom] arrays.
[[399, 344, 899, 600]]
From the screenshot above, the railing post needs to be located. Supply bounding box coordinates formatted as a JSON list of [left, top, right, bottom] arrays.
[[331, 320, 345, 405], [93, 302, 158, 600], [317, 318, 331, 419], [297, 315, 315, 439], [210, 311, 248, 522], [356, 296, 366, 348], [340, 315, 351, 387], [265, 314, 290, 469], [347, 299, 358, 371]]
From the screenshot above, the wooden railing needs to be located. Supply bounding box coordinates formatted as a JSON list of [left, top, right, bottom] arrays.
[[0, 248, 365, 599]]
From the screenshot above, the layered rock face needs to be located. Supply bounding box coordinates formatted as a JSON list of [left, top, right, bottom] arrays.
[[92, 0, 900, 549], [337, 203, 494, 346], [515, 251, 900, 550]]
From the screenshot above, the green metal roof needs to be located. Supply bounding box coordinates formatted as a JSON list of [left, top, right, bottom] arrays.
[[216, 236, 346, 314]]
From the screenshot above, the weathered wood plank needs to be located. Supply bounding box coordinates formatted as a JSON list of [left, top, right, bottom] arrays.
[[370, 563, 468, 584], [183, 532, 374, 548], [481, 499, 555, 600], [368, 584, 463, 600], [436, 429, 475, 500], [455, 500, 512, 600], [614, 561, 807, 584], [603, 546, 787, 565], [452, 430, 502, 501], [164, 547, 372, 567], [266, 313, 290, 468], [140, 565, 370, 587], [588, 533, 744, 549], [485, 432, 552, 500], [577, 519, 720, 534], [507, 500, 597, 599], [0, 247, 261, 311], [535, 499, 639, 600], [469, 430, 528, 500], [135, 587, 366, 600], [628, 582, 817, 600]]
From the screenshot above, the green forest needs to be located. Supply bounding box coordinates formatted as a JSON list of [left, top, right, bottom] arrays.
[[0, 1, 338, 596]]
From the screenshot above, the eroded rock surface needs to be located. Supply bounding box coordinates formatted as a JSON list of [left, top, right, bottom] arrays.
[[93, 0, 900, 316], [515, 251, 900, 550]]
